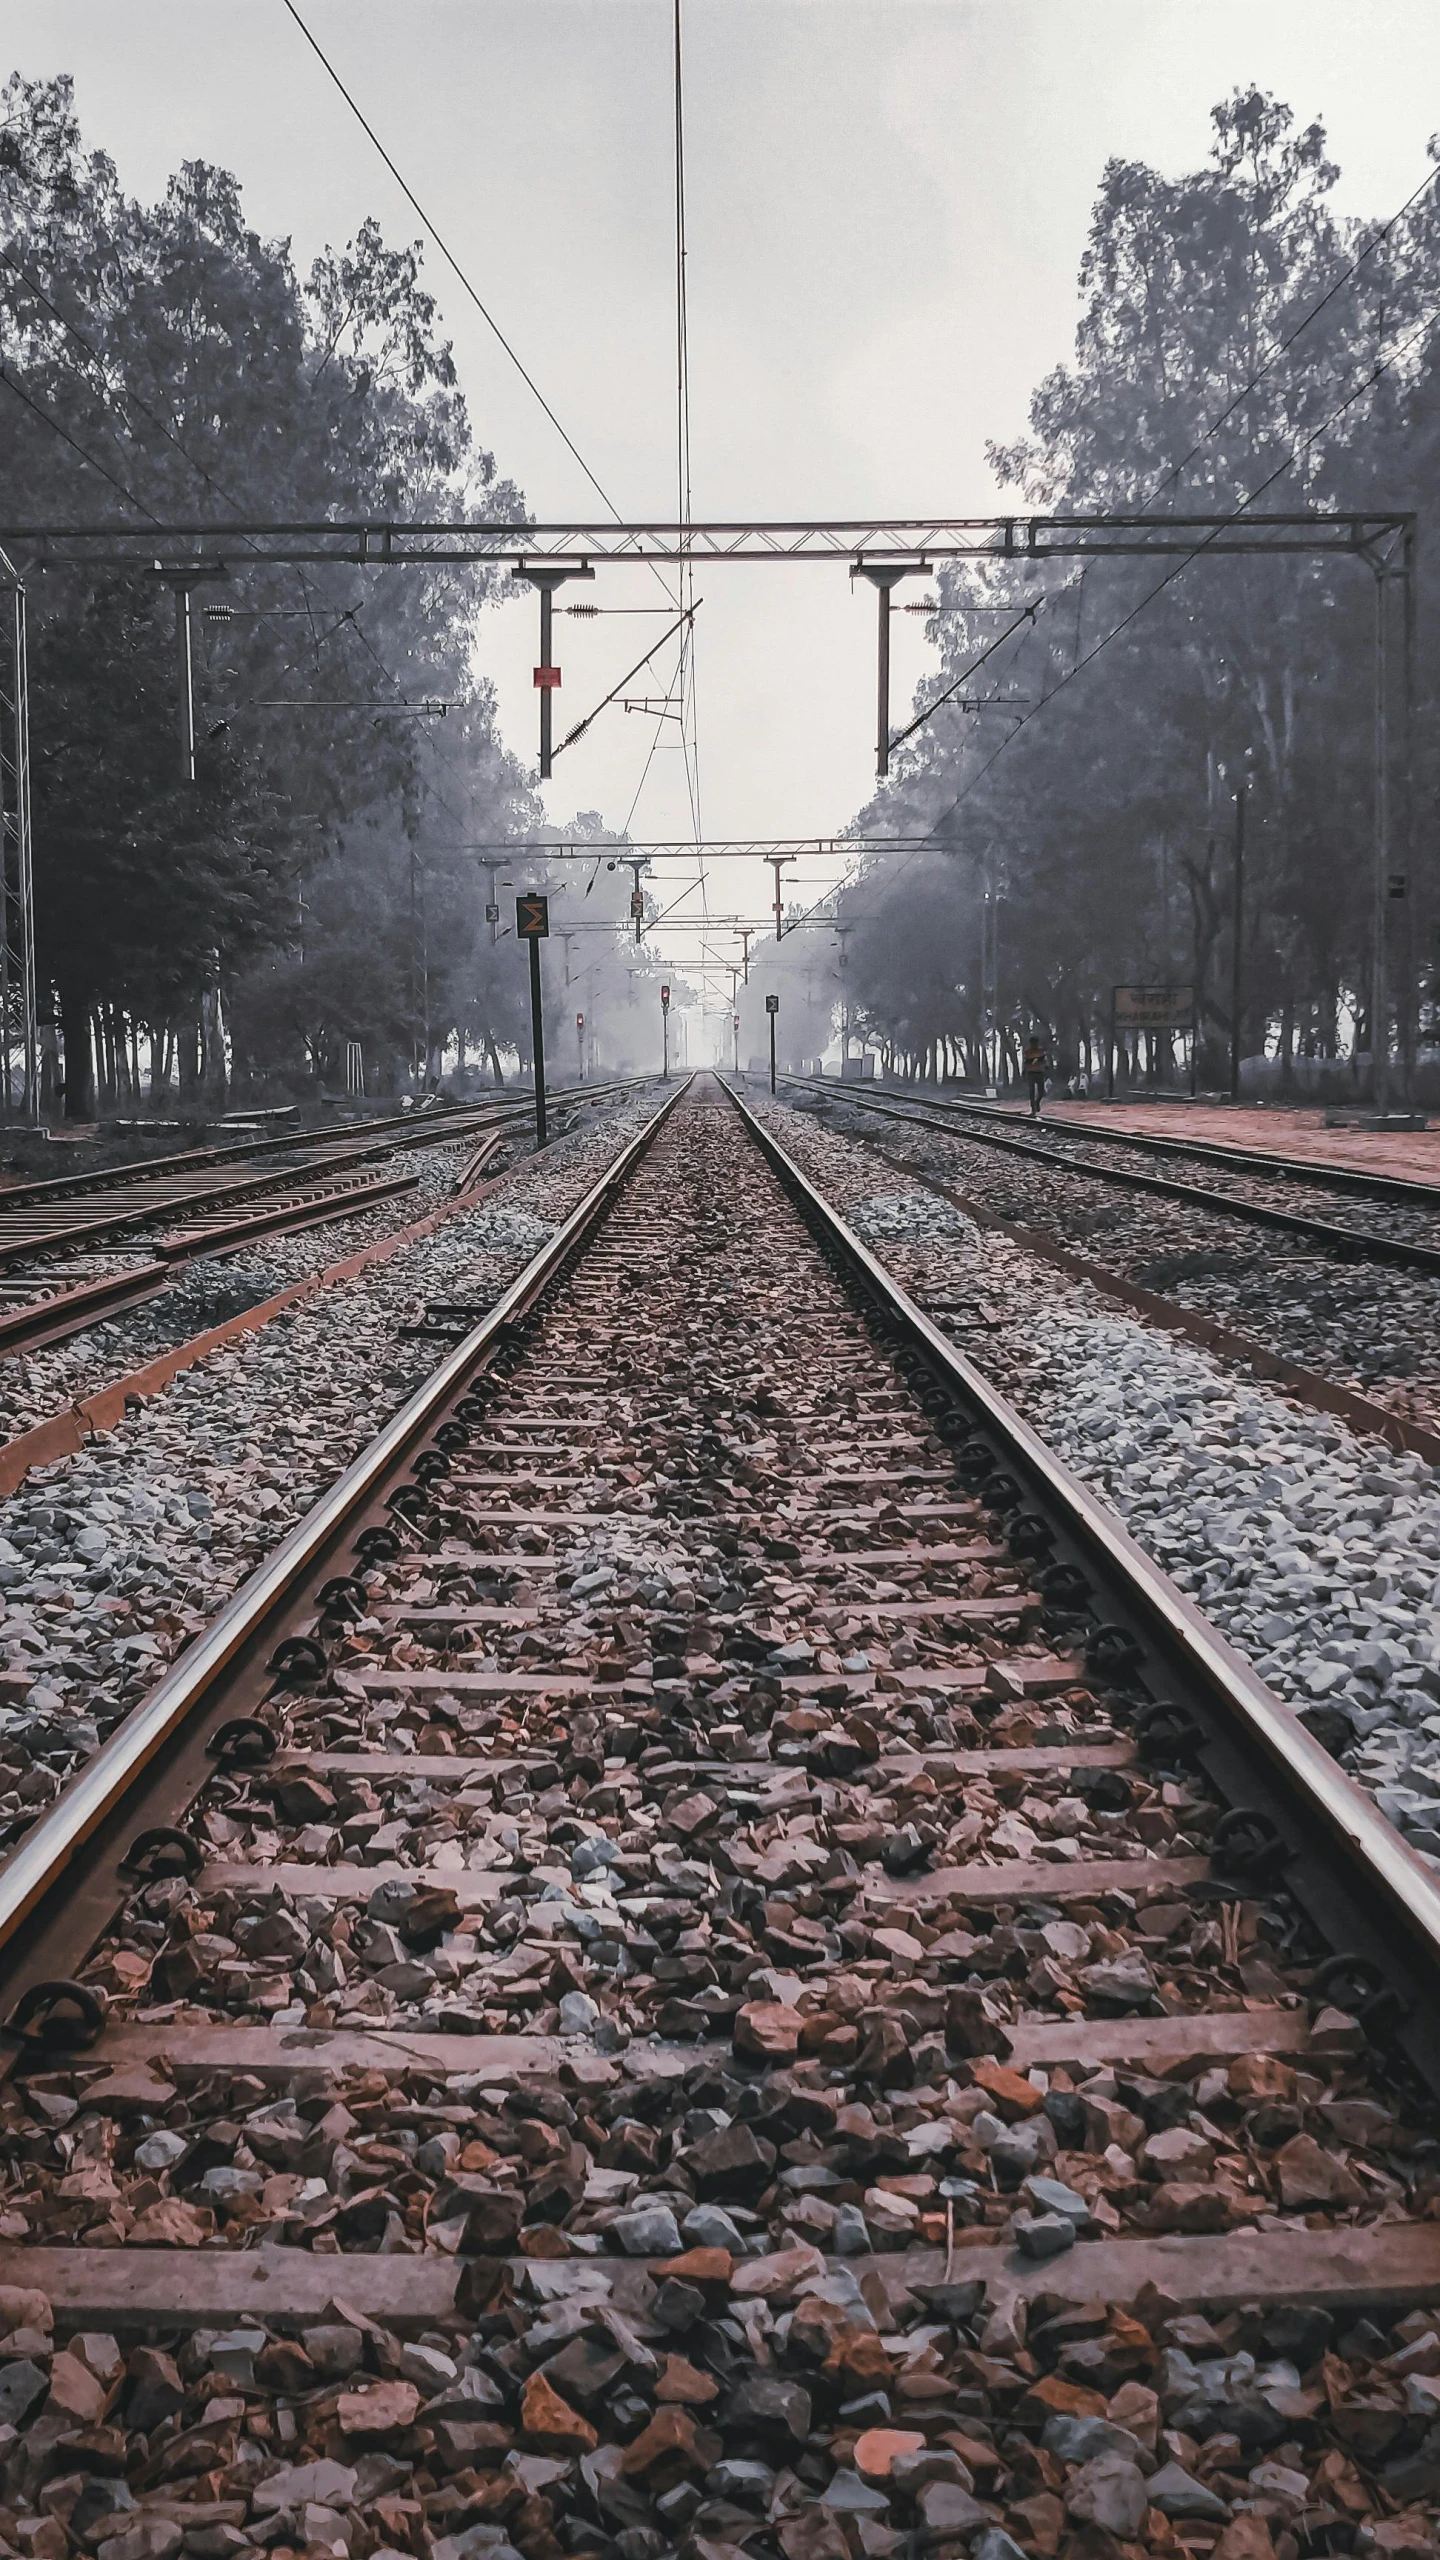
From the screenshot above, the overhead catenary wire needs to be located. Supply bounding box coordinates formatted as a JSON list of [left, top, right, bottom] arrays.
[[279, 0, 629, 528]]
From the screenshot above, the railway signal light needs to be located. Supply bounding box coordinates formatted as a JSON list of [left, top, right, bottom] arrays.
[[660, 984, 670, 1009]]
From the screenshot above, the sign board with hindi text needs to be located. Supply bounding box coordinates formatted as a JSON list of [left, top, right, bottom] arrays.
[[1112, 984, 1195, 1031]]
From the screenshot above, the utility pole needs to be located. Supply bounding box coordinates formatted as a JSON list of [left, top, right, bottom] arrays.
[[739, 927, 753, 984], [1373, 561, 1391, 1117], [146, 561, 228, 781], [516, 894, 549, 1146], [834, 918, 853, 1077], [1230, 782, 1245, 1104], [511, 563, 594, 777], [624, 857, 650, 945], [480, 858, 503, 944], [851, 561, 930, 776], [764, 851, 796, 940]]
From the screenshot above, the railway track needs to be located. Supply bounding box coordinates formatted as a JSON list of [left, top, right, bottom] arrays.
[[899, 1093, 1440, 1215], [776, 1078, 1440, 1274], [0, 1083, 643, 1366], [0, 1074, 1436, 2553]]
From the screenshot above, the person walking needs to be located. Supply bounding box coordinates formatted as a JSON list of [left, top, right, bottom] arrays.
[[1023, 1031, 1050, 1119]]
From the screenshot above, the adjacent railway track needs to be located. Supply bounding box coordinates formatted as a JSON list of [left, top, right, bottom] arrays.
[[918, 1091, 1440, 1212], [0, 1074, 1435, 2551], [775, 1076, 1440, 1274], [0, 1081, 645, 1364]]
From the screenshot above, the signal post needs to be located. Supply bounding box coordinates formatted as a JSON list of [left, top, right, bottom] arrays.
[[516, 894, 550, 1146]]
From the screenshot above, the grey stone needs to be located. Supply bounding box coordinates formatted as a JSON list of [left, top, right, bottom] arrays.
[[611, 2203, 682, 2257], [0, 2360, 48, 2426], [682, 2203, 747, 2252], [1012, 2210, 1076, 2260], [1064, 2453, 1149, 2538], [1145, 2462, 1230, 2519], [821, 2471, 891, 2515]]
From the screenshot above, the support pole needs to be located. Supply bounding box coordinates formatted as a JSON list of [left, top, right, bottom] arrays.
[[1402, 524, 1417, 1113], [538, 584, 554, 778], [852, 562, 929, 777], [1374, 565, 1390, 1117], [0, 555, 36, 1122], [765, 851, 795, 939], [529, 936, 548, 1147], [1230, 783, 1246, 1104], [511, 562, 595, 780], [769, 1001, 777, 1096], [177, 588, 195, 784]]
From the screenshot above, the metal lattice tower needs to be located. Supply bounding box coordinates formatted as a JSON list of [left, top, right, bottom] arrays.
[[0, 553, 37, 1121]]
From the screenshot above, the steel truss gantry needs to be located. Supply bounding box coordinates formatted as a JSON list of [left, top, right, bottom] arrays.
[[0, 555, 37, 1122], [0, 507, 1417, 1110]]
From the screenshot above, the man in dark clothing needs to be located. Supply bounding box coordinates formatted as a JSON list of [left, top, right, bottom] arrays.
[[1023, 1033, 1050, 1118]]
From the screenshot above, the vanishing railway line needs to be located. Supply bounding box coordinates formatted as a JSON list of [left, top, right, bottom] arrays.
[[0, 1075, 1436, 2550], [0, 1082, 641, 1360], [776, 1077, 1440, 1272]]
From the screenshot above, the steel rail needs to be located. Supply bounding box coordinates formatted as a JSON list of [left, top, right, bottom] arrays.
[[778, 1073, 1440, 1275], [879, 1085, 1440, 1211], [0, 1091, 575, 1214], [724, 1078, 1440, 2080], [0, 1077, 692, 1971]]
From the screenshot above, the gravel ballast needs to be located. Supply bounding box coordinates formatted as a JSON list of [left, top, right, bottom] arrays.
[[0, 1089, 665, 1846], [747, 1090, 1440, 1852], [795, 1089, 1440, 1436]]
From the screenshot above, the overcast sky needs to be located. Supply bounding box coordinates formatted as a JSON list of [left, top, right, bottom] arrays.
[[8, 0, 1440, 1005]]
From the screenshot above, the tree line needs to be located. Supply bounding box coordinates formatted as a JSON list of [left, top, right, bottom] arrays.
[[0, 73, 663, 1118], [750, 92, 1440, 1099]]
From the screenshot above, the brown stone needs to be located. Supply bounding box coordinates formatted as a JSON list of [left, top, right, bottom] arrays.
[[1020, 2374, 1108, 2425], [731, 2243, 825, 2301], [734, 1999, 803, 2059], [1227, 2053, 1296, 2101], [853, 2426, 925, 2481], [970, 2058, 1044, 2119], [126, 2199, 214, 2247], [338, 2379, 421, 2441], [657, 2247, 734, 2290], [825, 2329, 894, 2392], [45, 2350, 108, 2426], [520, 2370, 598, 2455], [620, 2404, 718, 2489], [1145, 2181, 1232, 2234], [655, 2354, 719, 2406], [1212, 2521, 1276, 2560], [1274, 2133, 1365, 2210]]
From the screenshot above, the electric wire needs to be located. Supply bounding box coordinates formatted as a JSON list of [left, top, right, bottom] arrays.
[[280, 0, 628, 527]]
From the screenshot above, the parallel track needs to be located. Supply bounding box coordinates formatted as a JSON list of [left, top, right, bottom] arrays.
[[0, 1077, 1435, 2543], [912, 1088, 1440, 1211], [778, 1074, 1440, 1275], [0, 1081, 646, 1357]]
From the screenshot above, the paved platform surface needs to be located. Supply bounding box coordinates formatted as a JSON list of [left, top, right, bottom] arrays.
[[1036, 1099, 1440, 1184]]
